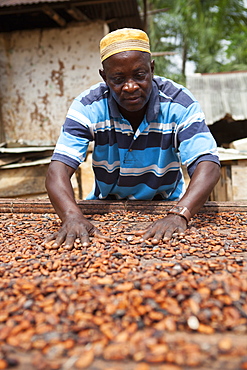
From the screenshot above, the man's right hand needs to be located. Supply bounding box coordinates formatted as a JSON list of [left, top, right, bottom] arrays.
[[45, 161, 110, 250], [44, 213, 110, 250]]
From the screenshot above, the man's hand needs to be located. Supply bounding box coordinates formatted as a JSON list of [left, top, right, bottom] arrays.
[[134, 161, 220, 245], [134, 214, 187, 245], [44, 213, 110, 250], [45, 161, 110, 250]]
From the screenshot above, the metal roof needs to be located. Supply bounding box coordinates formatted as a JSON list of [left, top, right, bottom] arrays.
[[0, 0, 143, 32], [0, 0, 67, 5], [187, 71, 247, 125]]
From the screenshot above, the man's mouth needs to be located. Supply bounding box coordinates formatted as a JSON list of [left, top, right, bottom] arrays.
[[125, 96, 141, 102]]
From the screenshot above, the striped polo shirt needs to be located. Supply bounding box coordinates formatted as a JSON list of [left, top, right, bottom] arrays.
[[52, 76, 220, 200]]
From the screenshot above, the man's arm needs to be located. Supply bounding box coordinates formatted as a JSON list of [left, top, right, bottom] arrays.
[[135, 161, 221, 244], [46, 161, 81, 221], [175, 160, 221, 218], [45, 160, 109, 249]]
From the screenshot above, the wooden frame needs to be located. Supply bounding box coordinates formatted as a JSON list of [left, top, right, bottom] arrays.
[[1, 199, 247, 214]]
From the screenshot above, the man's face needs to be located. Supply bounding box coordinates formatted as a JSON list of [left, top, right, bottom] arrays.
[[99, 51, 154, 113]]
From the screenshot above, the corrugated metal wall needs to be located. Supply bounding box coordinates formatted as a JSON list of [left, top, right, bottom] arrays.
[[187, 72, 247, 125]]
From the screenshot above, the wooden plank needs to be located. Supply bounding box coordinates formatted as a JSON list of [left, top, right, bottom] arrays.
[[209, 165, 233, 202], [66, 6, 89, 21], [1, 199, 247, 214], [232, 163, 247, 201], [0, 154, 24, 166], [0, 150, 53, 167], [0, 165, 49, 197], [42, 5, 67, 27], [201, 201, 247, 213]]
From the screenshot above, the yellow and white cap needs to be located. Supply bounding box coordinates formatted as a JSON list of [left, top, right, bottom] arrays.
[[100, 28, 151, 62]]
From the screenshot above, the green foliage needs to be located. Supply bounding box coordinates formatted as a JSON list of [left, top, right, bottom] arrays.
[[138, 0, 247, 83]]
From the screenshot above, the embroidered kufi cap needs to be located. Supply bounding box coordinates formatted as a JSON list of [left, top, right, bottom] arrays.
[[100, 28, 151, 62]]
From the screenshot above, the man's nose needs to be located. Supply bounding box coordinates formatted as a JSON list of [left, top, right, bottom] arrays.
[[122, 79, 138, 91]]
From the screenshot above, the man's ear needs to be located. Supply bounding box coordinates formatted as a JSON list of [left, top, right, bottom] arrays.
[[151, 60, 155, 75], [99, 69, 106, 82]]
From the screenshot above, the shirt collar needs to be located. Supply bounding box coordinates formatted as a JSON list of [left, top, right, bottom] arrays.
[[107, 79, 160, 123], [108, 90, 120, 117], [146, 80, 160, 122]]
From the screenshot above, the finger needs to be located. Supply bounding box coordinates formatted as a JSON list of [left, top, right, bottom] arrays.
[[151, 231, 165, 245], [168, 226, 186, 240], [43, 237, 60, 250], [177, 226, 186, 235], [139, 229, 156, 242], [52, 232, 67, 248], [43, 232, 65, 249], [79, 231, 90, 247], [134, 228, 149, 236], [43, 232, 58, 244], [64, 233, 77, 250], [93, 229, 111, 243], [177, 225, 187, 234], [93, 229, 111, 239], [163, 227, 178, 241]]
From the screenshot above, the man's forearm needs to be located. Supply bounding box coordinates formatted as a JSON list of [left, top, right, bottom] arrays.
[[45, 161, 82, 222], [176, 161, 221, 218]]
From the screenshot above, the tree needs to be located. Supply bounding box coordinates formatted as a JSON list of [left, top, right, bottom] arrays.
[[138, 0, 247, 83]]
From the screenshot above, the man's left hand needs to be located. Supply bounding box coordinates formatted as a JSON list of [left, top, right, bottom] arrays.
[[134, 214, 188, 245]]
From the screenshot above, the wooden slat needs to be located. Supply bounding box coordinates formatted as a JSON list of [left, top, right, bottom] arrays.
[[0, 166, 49, 198], [42, 5, 67, 27], [66, 6, 89, 21], [1, 199, 247, 215]]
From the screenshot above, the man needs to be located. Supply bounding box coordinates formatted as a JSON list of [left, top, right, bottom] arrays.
[[45, 28, 220, 249]]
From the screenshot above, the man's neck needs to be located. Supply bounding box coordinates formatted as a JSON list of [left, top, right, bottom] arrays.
[[118, 104, 147, 133]]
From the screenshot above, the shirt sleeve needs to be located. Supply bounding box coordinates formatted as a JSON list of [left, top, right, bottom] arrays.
[[51, 97, 94, 169], [187, 153, 221, 178], [176, 100, 220, 176]]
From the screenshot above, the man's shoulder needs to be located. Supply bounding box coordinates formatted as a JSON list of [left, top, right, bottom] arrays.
[[76, 82, 109, 106], [153, 75, 185, 94], [153, 76, 197, 108]]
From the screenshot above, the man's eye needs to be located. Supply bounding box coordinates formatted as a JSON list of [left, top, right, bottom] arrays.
[[136, 73, 146, 79], [112, 77, 124, 84]]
